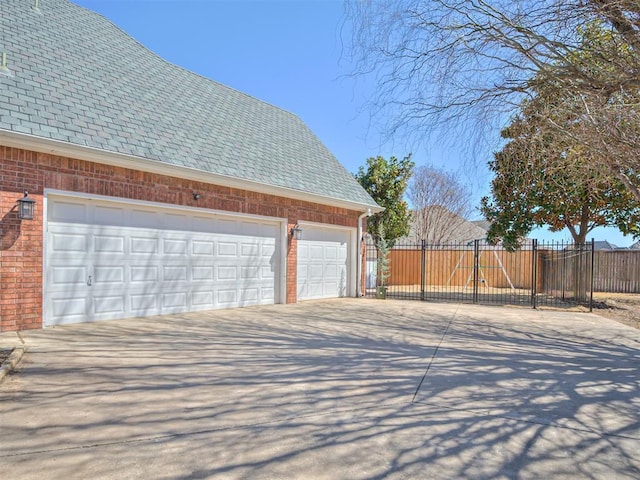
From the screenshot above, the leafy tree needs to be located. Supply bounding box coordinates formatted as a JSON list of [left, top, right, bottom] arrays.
[[376, 224, 391, 290], [354, 155, 414, 245], [481, 108, 640, 250], [347, 1, 640, 201]]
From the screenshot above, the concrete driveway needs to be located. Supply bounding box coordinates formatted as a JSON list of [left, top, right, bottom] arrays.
[[1, 299, 639, 479]]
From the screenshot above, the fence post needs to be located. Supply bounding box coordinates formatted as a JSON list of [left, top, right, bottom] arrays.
[[531, 239, 538, 309], [561, 240, 566, 300], [420, 240, 426, 301], [473, 240, 480, 304], [590, 238, 595, 312]]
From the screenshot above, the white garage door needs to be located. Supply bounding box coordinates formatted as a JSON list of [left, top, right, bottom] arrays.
[[297, 225, 350, 300], [45, 196, 281, 326]]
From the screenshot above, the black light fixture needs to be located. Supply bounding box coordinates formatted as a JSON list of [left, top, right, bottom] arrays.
[[17, 191, 36, 220], [193, 192, 201, 200], [290, 224, 303, 240]]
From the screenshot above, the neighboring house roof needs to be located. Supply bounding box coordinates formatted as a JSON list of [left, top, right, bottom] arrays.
[[0, 0, 379, 211], [470, 219, 491, 232], [394, 207, 489, 245], [631, 241, 640, 250], [593, 240, 620, 251]]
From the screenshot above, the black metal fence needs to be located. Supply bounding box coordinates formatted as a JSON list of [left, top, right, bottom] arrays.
[[365, 239, 595, 309]]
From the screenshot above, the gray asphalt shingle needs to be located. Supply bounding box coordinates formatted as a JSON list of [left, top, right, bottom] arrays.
[[1, 0, 378, 208]]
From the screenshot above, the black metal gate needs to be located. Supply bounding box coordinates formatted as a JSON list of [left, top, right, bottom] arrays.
[[364, 239, 595, 310]]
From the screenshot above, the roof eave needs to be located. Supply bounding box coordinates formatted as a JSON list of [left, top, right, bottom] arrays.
[[0, 129, 383, 214]]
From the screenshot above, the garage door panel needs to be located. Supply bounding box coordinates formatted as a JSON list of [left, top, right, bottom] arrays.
[[163, 292, 188, 310], [262, 224, 279, 237], [261, 287, 275, 301], [163, 239, 188, 255], [130, 293, 159, 314], [326, 248, 339, 260], [192, 240, 214, 256], [304, 282, 323, 298], [217, 219, 237, 234], [45, 196, 281, 326], [51, 232, 87, 252], [240, 288, 259, 302], [192, 216, 213, 232], [163, 265, 188, 282], [94, 205, 126, 226], [93, 295, 125, 316], [164, 213, 190, 231], [192, 290, 215, 308], [218, 242, 238, 256], [218, 289, 237, 304], [51, 296, 87, 321], [131, 209, 160, 229], [241, 221, 271, 236], [325, 264, 338, 277], [241, 243, 259, 256], [309, 245, 324, 259], [241, 266, 259, 280], [217, 266, 238, 280], [93, 235, 125, 254], [130, 236, 159, 255], [192, 266, 214, 281], [50, 266, 87, 287], [308, 264, 324, 279], [130, 266, 159, 283], [94, 266, 125, 284], [49, 201, 87, 223], [261, 243, 276, 257]]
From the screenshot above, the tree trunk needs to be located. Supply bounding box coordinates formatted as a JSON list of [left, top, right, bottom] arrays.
[[565, 212, 589, 302]]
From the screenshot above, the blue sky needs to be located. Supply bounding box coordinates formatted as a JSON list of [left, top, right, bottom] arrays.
[[73, 0, 636, 247]]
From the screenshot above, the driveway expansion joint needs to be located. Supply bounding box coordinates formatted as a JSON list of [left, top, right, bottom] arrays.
[[412, 306, 459, 403]]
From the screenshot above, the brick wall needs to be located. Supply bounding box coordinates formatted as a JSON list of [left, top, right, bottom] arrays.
[[0, 146, 361, 331]]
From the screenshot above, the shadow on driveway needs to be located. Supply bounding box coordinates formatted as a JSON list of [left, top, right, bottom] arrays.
[[0, 299, 638, 479]]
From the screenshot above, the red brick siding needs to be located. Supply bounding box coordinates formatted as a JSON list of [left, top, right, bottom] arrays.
[[286, 222, 299, 304], [0, 146, 362, 331]]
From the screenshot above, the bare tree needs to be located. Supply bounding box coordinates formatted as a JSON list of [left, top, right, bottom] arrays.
[[408, 165, 474, 243], [347, 1, 640, 200]]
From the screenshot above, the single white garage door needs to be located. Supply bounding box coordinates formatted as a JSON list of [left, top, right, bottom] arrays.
[[45, 195, 281, 326], [297, 225, 350, 300]]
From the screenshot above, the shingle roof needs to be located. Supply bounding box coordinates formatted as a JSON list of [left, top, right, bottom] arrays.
[[593, 240, 619, 251], [1, 0, 378, 209], [470, 220, 491, 232]]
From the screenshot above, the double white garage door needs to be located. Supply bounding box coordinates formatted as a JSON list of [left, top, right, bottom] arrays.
[[45, 196, 281, 326], [44, 195, 354, 326]]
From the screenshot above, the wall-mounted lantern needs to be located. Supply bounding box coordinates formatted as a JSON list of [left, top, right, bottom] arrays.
[[290, 224, 303, 240], [17, 191, 36, 220]]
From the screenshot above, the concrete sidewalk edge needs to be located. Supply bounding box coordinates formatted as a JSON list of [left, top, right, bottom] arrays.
[[0, 347, 25, 383]]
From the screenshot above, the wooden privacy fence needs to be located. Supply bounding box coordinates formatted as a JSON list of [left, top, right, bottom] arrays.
[[367, 240, 600, 308], [593, 250, 640, 293], [388, 246, 539, 290]]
